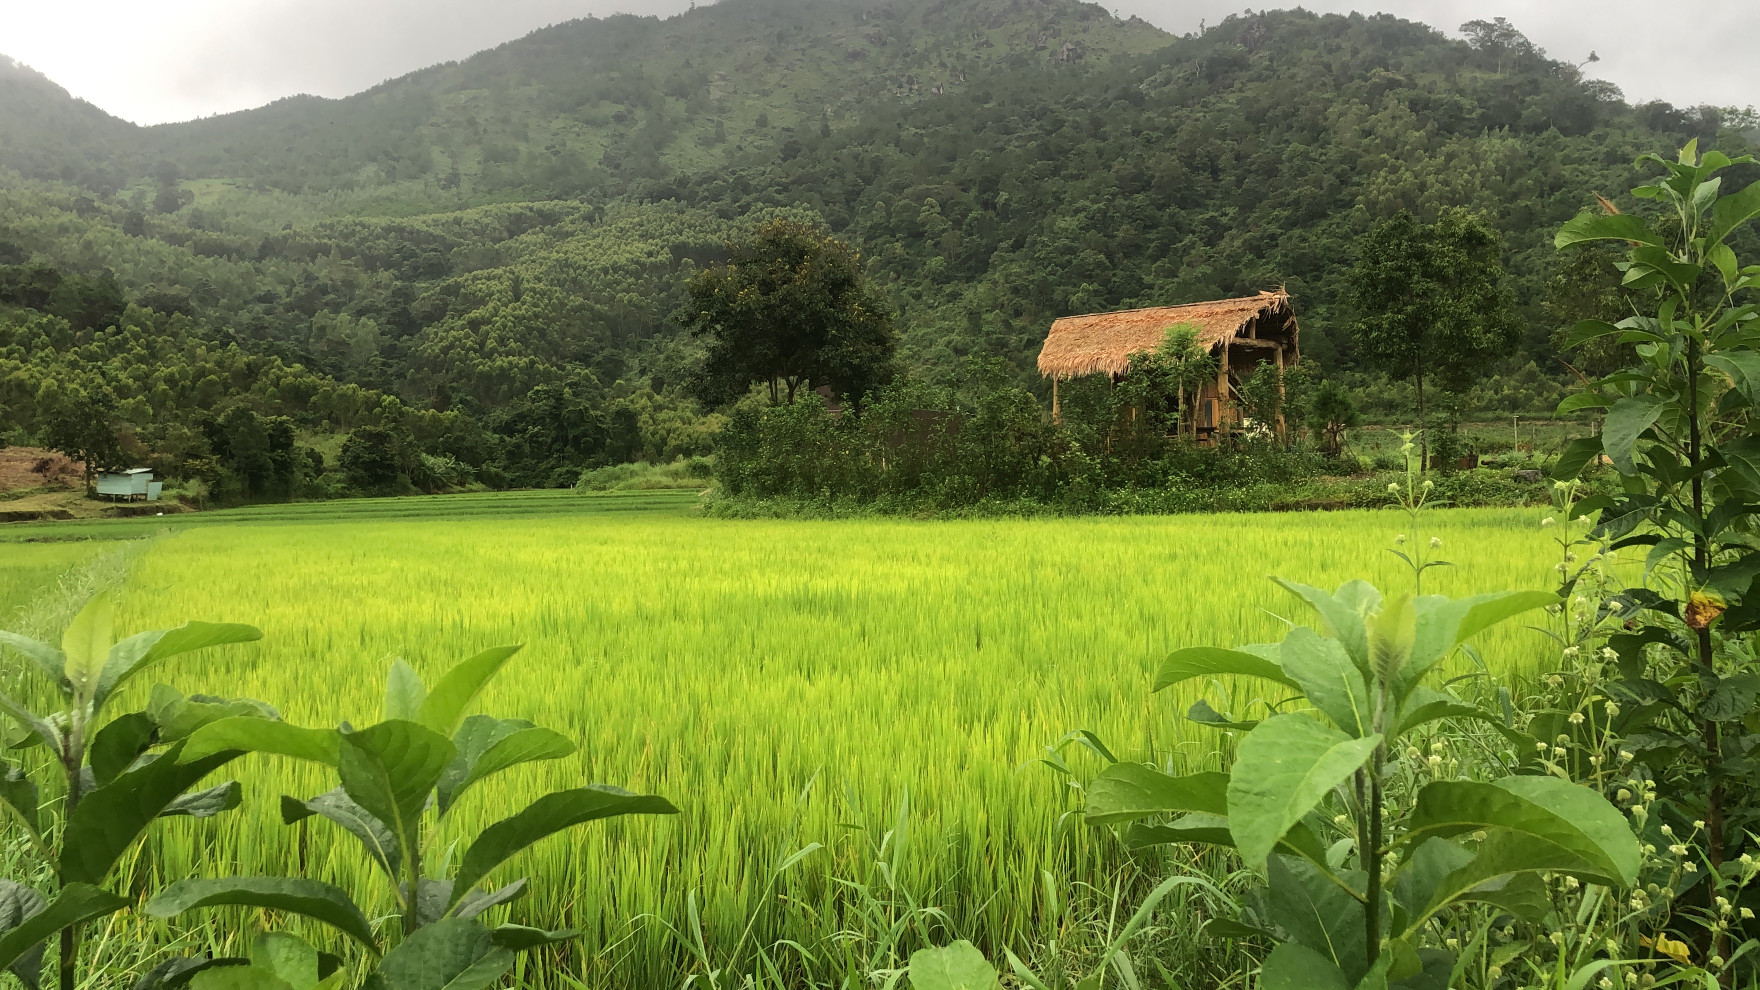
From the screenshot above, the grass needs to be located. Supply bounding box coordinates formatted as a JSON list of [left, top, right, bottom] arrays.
[[0, 542, 104, 619], [0, 494, 1567, 986]]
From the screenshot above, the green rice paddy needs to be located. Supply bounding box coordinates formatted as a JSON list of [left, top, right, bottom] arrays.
[[0, 492, 1564, 985]]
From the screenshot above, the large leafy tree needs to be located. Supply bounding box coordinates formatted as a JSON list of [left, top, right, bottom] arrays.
[[1348, 208, 1523, 459], [679, 219, 897, 407], [37, 379, 123, 495]]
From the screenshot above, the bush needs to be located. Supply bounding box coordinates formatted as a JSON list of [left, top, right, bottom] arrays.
[[576, 456, 715, 491]]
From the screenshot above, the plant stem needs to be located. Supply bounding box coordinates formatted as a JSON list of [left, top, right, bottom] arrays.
[[1365, 768, 1383, 971], [59, 721, 83, 990], [1686, 331, 1729, 969], [406, 826, 423, 937]]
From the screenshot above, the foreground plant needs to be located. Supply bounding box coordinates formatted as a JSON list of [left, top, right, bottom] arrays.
[[140, 646, 678, 988], [1081, 521, 1641, 988], [1553, 141, 1760, 965], [0, 594, 263, 990]]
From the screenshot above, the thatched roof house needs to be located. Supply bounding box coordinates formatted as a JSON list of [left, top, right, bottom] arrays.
[[1036, 290, 1300, 437]]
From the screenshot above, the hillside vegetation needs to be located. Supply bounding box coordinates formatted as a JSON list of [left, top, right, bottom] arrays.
[[1, 0, 1753, 499]]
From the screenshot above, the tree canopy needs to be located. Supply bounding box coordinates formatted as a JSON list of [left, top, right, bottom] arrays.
[[680, 220, 897, 406], [1347, 207, 1524, 443]]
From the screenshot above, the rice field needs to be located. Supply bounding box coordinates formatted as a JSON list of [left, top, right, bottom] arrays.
[[0, 493, 1566, 985]]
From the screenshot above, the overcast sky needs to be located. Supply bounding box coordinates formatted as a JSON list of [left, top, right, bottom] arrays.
[[2, 0, 1753, 126]]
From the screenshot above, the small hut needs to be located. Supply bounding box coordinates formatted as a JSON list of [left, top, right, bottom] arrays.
[[1036, 290, 1300, 442], [95, 468, 160, 502]]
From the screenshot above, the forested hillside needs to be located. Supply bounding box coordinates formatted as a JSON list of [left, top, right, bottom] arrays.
[[2, 0, 1755, 500]]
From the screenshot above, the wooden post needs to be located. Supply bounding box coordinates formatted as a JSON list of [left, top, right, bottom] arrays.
[[1052, 377, 1061, 424], [1274, 345, 1287, 437], [1216, 343, 1231, 435]]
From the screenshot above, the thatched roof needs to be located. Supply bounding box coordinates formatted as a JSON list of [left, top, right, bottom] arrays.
[[1037, 290, 1296, 380]]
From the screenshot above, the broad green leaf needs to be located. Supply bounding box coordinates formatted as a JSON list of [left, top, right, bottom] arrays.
[[0, 884, 128, 971], [1259, 941, 1350, 990], [1084, 765, 1228, 825], [131, 957, 246, 990], [416, 646, 522, 737], [0, 880, 46, 990], [1272, 579, 1374, 670], [0, 768, 39, 843], [438, 717, 575, 815], [1154, 647, 1298, 694], [149, 686, 278, 743], [1393, 690, 1530, 752], [160, 781, 242, 819], [1277, 627, 1371, 736], [90, 712, 156, 785], [146, 877, 378, 953], [182, 717, 340, 766], [0, 633, 68, 697], [1561, 320, 1624, 350], [1122, 811, 1234, 848], [1403, 777, 1639, 887], [281, 788, 400, 878], [1390, 837, 1472, 934], [1227, 715, 1380, 868], [449, 785, 678, 911], [488, 925, 578, 950], [1555, 391, 1610, 415], [402, 878, 456, 927], [1698, 673, 1760, 721], [60, 743, 237, 886], [61, 593, 114, 701], [1706, 352, 1760, 401], [1551, 436, 1605, 481], [1400, 591, 1558, 700], [1367, 592, 1415, 684], [1267, 855, 1366, 983], [1124, 812, 1333, 868], [188, 968, 294, 990], [1710, 178, 1760, 245], [1554, 212, 1662, 249], [384, 660, 425, 723], [908, 941, 1002, 990], [337, 720, 455, 853], [1184, 699, 1259, 731], [0, 691, 58, 757], [373, 919, 510, 990], [1400, 835, 1561, 932], [1603, 396, 1665, 473], [453, 879, 527, 920], [1710, 242, 1739, 287], [0, 690, 58, 758], [249, 932, 324, 990], [94, 622, 262, 712]]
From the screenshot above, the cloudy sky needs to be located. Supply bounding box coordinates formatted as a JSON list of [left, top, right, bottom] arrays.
[[3, 0, 1753, 126]]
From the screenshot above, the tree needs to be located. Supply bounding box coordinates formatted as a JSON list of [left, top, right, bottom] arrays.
[[1305, 378, 1360, 457], [1348, 208, 1522, 462], [679, 218, 897, 407], [338, 425, 407, 494], [38, 381, 123, 495], [1125, 324, 1217, 437]]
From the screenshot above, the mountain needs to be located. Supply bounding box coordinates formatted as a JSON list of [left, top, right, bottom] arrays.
[[1, 0, 1168, 209], [2, 0, 1755, 496]]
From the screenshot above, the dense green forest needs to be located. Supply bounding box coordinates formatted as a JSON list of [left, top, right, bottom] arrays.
[[1, 0, 1754, 500]]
